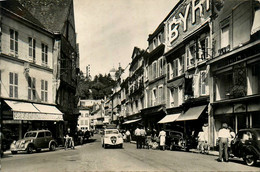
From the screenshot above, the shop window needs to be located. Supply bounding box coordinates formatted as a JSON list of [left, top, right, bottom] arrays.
[[9, 72, 18, 98], [10, 29, 18, 56], [29, 37, 36, 62], [28, 76, 36, 100]]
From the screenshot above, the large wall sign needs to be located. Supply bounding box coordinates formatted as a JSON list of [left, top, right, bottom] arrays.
[[168, 0, 211, 45]]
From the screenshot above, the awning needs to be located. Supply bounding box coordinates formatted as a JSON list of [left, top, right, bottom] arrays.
[[158, 113, 181, 124], [4, 100, 63, 121], [33, 103, 63, 115], [5, 100, 39, 113], [251, 4, 260, 35], [123, 118, 141, 124], [176, 105, 207, 121], [167, 78, 184, 89]]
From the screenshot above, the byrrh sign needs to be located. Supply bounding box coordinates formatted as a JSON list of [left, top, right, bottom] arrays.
[[168, 0, 211, 45]]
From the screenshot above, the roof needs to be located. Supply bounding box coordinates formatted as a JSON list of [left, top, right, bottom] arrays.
[[17, 0, 73, 32], [1, 0, 44, 28]]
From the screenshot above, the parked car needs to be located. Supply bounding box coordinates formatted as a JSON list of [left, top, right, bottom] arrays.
[[231, 128, 260, 166], [10, 130, 57, 154], [165, 130, 197, 152], [101, 129, 123, 148]]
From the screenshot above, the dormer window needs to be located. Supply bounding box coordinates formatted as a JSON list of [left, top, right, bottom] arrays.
[[153, 38, 157, 49], [158, 34, 162, 45]]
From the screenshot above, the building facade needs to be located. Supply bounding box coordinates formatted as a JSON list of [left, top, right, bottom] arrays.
[[208, 0, 260, 146], [17, 0, 81, 136], [0, 0, 63, 141]]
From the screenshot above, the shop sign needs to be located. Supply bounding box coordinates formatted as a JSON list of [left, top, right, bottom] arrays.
[[13, 112, 63, 121], [168, 0, 210, 45]]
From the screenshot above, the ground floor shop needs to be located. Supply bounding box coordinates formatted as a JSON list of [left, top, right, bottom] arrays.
[[210, 95, 260, 147], [1, 99, 64, 145]]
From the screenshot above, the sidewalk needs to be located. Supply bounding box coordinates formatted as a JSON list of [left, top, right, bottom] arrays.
[[130, 141, 219, 156]]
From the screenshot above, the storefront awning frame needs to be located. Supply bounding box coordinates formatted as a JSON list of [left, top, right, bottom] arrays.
[[176, 105, 207, 121], [123, 118, 141, 124], [158, 113, 181, 124]]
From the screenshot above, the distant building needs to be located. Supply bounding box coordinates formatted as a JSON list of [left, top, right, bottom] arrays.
[[86, 64, 91, 78]]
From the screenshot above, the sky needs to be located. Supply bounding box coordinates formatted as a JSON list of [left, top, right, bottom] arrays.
[[74, 0, 178, 77]]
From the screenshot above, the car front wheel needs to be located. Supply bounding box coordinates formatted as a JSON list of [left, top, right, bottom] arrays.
[[244, 154, 257, 166], [50, 143, 56, 151], [27, 145, 33, 154]]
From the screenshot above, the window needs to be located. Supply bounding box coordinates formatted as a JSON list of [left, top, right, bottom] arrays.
[[37, 132, 44, 138], [85, 120, 88, 125], [200, 37, 208, 60], [85, 113, 89, 117], [221, 25, 229, 48], [152, 89, 157, 106], [10, 29, 18, 55], [189, 45, 196, 65], [200, 71, 206, 95], [29, 37, 36, 61], [9, 72, 18, 98], [181, 55, 185, 74], [158, 86, 164, 104], [153, 38, 157, 49], [173, 59, 179, 77], [159, 58, 163, 76], [152, 62, 157, 79], [158, 34, 162, 45], [28, 76, 36, 100], [41, 80, 48, 102], [167, 63, 171, 80], [186, 48, 189, 67], [41, 43, 48, 65], [45, 132, 51, 137]]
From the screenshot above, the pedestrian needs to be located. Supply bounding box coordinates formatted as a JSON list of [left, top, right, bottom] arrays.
[[159, 129, 166, 151], [202, 123, 209, 154], [126, 130, 131, 142], [140, 127, 147, 148], [228, 127, 236, 156], [217, 123, 231, 162], [197, 129, 205, 153], [134, 126, 141, 149]]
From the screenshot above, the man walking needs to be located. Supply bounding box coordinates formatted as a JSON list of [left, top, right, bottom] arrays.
[[135, 126, 141, 149], [140, 127, 147, 149], [217, 123, 231, 162]]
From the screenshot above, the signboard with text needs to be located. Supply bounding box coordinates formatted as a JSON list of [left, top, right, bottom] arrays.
[[166, 0, 211, 48]]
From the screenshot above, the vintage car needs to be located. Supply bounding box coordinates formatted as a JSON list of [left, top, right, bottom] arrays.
[[101, 129, 123, 148], [10, 130, 57, 154], [165, 130, 197, 152], [231, 128, 260, 166]]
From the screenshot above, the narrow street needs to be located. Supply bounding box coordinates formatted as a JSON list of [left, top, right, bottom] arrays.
[[1, 135, 260, 172]]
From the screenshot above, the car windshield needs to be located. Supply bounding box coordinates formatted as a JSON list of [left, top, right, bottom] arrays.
[[105, 130, 119, 134], [24, 132, 37, 138]]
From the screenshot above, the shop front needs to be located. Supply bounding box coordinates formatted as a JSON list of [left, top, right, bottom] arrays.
[[141, 105, 166, 135], [1, 99, 63, 143], [211, 95, 260, 146]]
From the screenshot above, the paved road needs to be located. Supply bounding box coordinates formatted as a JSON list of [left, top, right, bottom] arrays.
[[1, 135, 260, 172]]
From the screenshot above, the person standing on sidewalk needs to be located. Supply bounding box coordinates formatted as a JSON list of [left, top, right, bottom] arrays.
[[140, 127, 147, 149], [217, 123, 231, 162], [135, 127, 141, 149], [159, 129, 166, 151], [126, 130, 131, 142]]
